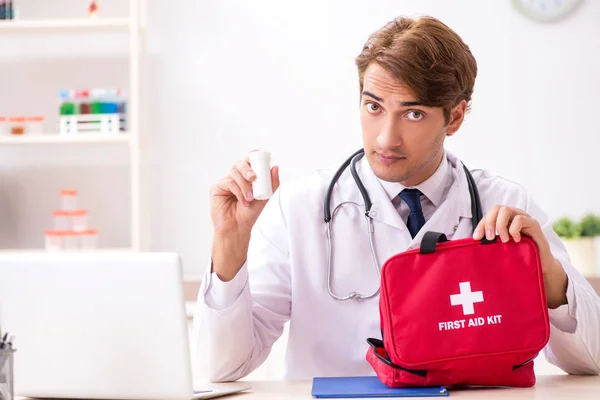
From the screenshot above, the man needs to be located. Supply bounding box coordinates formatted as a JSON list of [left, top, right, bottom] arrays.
[[194, 15, 600, 381]]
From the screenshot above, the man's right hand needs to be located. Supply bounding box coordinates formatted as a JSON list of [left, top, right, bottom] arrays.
[[209, 154, 280, 282]]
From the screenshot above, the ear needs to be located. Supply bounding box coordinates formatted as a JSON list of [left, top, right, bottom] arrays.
[[445, 100, 467, 137]]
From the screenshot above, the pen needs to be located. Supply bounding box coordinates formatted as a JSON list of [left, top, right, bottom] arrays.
[[0, 332, 9, 349]]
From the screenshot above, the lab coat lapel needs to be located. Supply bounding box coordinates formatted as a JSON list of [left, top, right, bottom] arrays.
[[353, 155, 407, 231], [405, 153, 474, 248]]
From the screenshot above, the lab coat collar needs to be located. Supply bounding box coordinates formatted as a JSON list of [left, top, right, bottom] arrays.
[[351, 150, 473, 234]]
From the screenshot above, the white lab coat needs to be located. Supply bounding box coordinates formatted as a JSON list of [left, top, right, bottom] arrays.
[[193, 151, 600, 382]]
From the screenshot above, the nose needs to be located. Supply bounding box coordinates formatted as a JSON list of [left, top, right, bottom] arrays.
[[376, 116, 402, 149]]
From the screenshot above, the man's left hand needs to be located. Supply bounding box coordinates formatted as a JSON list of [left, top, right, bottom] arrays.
[[472, 205, 568, 309]]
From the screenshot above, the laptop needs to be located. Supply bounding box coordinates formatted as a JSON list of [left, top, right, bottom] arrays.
[[0, 251, 250, 400]]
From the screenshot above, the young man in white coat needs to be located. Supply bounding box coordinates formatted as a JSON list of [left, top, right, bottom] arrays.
[[194, 15, 600, 381]]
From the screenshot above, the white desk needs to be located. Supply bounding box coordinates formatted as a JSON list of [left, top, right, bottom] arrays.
[[204, 375, 600, 399]]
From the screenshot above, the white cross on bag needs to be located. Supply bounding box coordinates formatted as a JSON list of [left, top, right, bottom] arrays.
[[450, 281, 484, 316]]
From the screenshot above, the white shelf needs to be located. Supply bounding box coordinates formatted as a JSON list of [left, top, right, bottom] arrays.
[[0, 133, 131, 145], [0, 248, 134, 253], [0, 18, 131, 34]]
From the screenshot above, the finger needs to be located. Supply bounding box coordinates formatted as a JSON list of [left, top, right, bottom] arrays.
[[508, 215, 526, 243], [271, 165, 280, 192], [473, 215, 486, 240], [233, 160, 256, 181], [228, 168, 254, 202], [212, 178, 249, 207], [484, 205, 502, 240], [496, 206, 513, 243]]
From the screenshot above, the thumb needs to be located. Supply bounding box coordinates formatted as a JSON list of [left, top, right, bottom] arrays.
[[271, 165, 280, 192]]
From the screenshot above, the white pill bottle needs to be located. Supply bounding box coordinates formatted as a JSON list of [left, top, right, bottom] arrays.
[[248, 150, 273, 200]]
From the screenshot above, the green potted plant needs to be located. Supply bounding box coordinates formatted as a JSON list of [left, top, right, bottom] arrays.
[[580, 214, 600, 276], [553, 214, 600, 277], [552, 217, 581, 240]]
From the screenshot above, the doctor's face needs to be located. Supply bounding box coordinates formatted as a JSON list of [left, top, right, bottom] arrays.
[[360, 63, 464, 186]]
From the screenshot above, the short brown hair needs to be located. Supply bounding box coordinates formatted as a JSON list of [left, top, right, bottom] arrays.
[[355, 16, 477, 123]]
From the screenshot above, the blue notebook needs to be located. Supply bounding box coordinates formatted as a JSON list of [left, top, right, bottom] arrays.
[[311, 376, 448, 398]]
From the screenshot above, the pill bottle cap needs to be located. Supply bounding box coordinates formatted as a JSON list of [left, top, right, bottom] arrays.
[[52, 210, 70, 217], [248, 151, 271, 163], [68, 209, 88, 216]]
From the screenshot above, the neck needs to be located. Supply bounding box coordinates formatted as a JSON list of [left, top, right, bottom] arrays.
[[400, 148, 445, 187]]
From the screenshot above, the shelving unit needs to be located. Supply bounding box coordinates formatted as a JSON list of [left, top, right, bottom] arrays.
[[0, 247, 133, 253], [0, 1, 147, 252], [0, 133, 131, 145], [0, 18, 131, 34]]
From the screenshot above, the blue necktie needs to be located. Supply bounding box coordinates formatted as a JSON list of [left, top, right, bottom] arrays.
[[399, 189, 426, 238]]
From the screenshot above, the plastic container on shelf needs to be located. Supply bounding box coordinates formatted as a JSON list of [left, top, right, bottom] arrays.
[[63, 231, 79, 251], [80, 229, 98, 250], [0, 116, 8, 136], [45, 230, 64, 252], [25, 116, 44, 134], [70, 209, 88, 232], [52, 210, 70, 231], [60, 190, 78, 210], [9, 116, 25, 135]]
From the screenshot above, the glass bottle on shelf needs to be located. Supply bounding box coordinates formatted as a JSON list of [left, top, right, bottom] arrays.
[[0, 1, 14, 20], [89, 1, 99, 18]]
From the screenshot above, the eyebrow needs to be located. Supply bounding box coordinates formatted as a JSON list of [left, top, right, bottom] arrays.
[[362, 91, 424, 107]]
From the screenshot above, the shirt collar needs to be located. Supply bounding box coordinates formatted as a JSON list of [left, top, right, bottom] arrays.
[[377, 151, 450, 207]]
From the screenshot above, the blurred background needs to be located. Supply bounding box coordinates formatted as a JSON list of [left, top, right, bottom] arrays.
[[0, 0, 598, 380]]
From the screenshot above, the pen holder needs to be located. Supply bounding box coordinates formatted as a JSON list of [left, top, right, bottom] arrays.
[[0, 348, 15, 400]]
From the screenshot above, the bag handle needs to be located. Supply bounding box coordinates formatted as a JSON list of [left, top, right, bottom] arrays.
[[420, 231, 448, 254], [420, 231, 497, 254]]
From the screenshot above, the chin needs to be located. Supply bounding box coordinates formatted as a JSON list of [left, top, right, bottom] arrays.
[[365, 153, 407, 182], [372, 165, 412, 183]]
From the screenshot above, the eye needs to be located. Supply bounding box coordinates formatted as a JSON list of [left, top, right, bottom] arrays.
[[366, 102, 381, 114], [407, 110, 425, 121]]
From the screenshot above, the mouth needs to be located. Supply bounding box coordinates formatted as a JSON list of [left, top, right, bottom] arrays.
[[376, 152, 406, 165]]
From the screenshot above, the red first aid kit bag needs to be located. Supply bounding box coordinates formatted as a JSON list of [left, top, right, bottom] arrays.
[[366, 232, 550, 388]]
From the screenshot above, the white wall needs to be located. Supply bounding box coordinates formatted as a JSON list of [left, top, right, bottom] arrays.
[[0, 0, 599, 278]]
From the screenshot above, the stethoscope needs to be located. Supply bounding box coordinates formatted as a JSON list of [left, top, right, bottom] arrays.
[[323, 148, 484, 301]]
